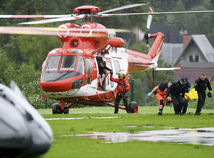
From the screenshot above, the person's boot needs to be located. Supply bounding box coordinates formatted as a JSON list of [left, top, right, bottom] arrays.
[[158, 105, 163, 115], [175, 111, 180, 115], [195, 109, 201, 115], [158, 111, 162, 115], [195, 111, 201, 115]]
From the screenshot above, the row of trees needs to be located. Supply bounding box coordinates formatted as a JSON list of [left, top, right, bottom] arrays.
[[0, 0, 213, 107]]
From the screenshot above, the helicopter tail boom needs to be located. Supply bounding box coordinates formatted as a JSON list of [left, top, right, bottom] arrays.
[[127, 32, 164, 72]]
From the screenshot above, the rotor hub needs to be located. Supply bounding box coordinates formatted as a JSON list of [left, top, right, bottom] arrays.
[[73, 5, 100, 14]]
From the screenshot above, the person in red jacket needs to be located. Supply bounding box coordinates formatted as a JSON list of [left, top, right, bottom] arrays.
[[147, 82, 172, 115], [110, 71, 130, 113]]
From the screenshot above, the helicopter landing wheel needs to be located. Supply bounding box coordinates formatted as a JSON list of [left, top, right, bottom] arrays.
[[52, 103, 62, 114], [63, 106, 69, 114], [129, 101, 138, 113]]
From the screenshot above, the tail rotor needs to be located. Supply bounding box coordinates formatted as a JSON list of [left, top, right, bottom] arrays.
[[144, 6, 154, 50], [134, 6, 154, 50]]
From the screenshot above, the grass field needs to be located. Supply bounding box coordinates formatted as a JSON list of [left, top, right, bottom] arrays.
[[41, 106, 214, 158]]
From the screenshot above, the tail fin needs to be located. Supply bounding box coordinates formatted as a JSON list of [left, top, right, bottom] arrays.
[[148, 32, 165, 60]]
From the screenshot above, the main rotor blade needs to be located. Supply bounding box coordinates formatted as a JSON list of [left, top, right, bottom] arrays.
[[19, 14, 85, 25], [100, 3, 147, 14], [110, 28, 131, 33], [99, 10, 214, 17], [0, 15, 71, 19], [0, 26, 130, 37], [0, 26, 58, 35]]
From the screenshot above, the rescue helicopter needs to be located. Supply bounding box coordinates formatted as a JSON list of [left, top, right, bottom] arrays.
[[0, 4, 214, 114]]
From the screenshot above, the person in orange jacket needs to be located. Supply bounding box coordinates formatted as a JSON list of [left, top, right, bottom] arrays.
[[147, 82, 172, 115], [110, 71, 130, 113]]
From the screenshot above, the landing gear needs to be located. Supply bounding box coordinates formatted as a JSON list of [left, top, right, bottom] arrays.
[[63, 107, 69, 114], [108, 101, 138, 113], [52, 99, 70, 114], [129, 101, 138, 113], [52, 103, 61, 114]]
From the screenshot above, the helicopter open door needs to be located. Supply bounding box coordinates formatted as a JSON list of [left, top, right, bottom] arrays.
[[104, 60, 120, 91], [104, 61, 114, 91], [95, 56, 115, 91]]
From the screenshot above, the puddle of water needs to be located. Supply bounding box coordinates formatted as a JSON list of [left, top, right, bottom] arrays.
[[63, 127, 214, 146], [46, 116, 118, 121]]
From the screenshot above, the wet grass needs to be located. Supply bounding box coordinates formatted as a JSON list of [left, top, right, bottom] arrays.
[[41, 106, 214, 158]]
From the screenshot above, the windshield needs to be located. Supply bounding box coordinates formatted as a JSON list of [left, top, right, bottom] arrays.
[[45, 56, 61, 71], [45, 55, 85, 73], [77, 56, 84, 74], [85, 59, 92, 75], [60, 55, 77, 71]]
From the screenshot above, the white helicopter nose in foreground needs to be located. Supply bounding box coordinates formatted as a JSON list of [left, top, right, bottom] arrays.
[[0, 81, 53, 157]]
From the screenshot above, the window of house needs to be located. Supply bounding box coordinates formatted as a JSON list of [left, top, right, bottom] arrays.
[[189, 54, 199, 62], [189, 55, 194, 62], [195, 55, 199, 62]]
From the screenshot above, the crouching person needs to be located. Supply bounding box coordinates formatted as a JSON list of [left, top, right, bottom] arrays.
[[147, 82, 172, 115], [167, 78, 189, 115], [110, 71, 130, 113]]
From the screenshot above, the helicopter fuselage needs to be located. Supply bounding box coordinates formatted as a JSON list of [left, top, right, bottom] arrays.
[[40, 22, 164, 105]]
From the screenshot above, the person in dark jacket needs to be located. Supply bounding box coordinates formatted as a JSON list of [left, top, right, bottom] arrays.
[[167, 78, 190, 115], [180, 79, 191, 114], [194, 74, 212, 115], [110, 71, 130, 113], [98, 60, 111, 90], [147, 82, 172, 115]]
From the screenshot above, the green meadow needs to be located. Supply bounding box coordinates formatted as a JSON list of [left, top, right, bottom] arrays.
[[41, 106, 214, 158]]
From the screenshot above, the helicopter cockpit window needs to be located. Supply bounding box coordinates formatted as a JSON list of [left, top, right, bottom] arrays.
[[85, 59, 93, 75], [113, 60, 121, 74], [45, 56, 61, 71], [60, 55, 77, 71], [77, 56, 85, 74]]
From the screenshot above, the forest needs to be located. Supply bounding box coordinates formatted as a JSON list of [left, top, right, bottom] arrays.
[[0, 0, 213, 107]]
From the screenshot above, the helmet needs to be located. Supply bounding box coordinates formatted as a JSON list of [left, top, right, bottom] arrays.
[[118, 71, 125, 79], [180, 77, 188, 84]]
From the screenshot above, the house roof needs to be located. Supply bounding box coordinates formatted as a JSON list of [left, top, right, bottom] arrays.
[[160, 43, 183, 65], [175, 35, 214, 65], [193, 35, 214, 62]]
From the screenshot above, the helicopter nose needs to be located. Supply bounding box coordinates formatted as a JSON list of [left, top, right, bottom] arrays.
[[40, 71, 83, 92]]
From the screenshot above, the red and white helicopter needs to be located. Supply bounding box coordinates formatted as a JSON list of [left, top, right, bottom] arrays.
[[0, 4, 213, 114]]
